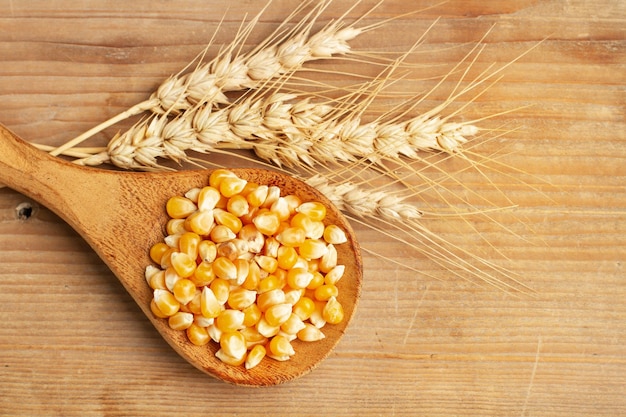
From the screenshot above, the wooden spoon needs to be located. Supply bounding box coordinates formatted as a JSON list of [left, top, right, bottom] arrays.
[[0, 124, 362, 386]]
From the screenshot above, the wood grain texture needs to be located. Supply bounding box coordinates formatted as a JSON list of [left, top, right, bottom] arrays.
[[0, 0, 624, 415]]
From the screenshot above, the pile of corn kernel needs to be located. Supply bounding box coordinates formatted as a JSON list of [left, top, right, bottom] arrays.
[[145, 169, 347, 369]]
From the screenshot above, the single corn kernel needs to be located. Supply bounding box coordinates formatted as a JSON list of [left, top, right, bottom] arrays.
[[210, 225, 237, 243], [307, 220, 325, 240], [233, 258, 249, 286], [207, 323, 222, 343], [257, 288, 286, 312], [178, 232, 201, 260], [293, 296, 315, 321], [256, 316, 280, 338], [145, 265, 160, 283], [150, 242, 170, 264], [216, 241, 239, 261], [240, 326, 267, 348], [322, 296, 344, 324], [314, 284, 339, 302], [185, 210, 215, 236], [170, 252, 196, 278], [238, 224, 265, 254], [220, 331, 247, 359], [220, 175, 247, 198], [164, 266, 182, 292], [194, 314, 214, 328], [306, 271, 325, 290], [296, 201, 326, 222], [166, 218, 186, 235], [287, 267, 314, 290], [277, 246, 298, 270], [298, 239, 328, 260], [148, 270, 167, 290], [214, 208, 243, 234], [323, 224, 348, 244], [246, 184, 269, 207], [283, 194, 302, 214], [215, 348, 246, 366], [269, 334, 295, 357], [276, 227, 306, 247], [184, 187, 201, 203], [257, 274, 282, 294], [198, 240, 217, 263], [245, 344, 266, 370], [264, 303, 292, 327], [185, 290, 202, 315], [191, 261, 215, 286], [324, 265, 345, 285], [212, 257, 237, 281], [168, 311, 194, 331], [319, 244, 338, 273], [260, 185, 280, 208], [227, 288, 256, 310], [166, 196, 197, 219], [242, 260, 261, 291], [153, 289, 180, 317], [200, 286, 222, 319], [284, 288, 304, 305], [242, 303, 262, 327], [159, 247, 176, 269], [150, 298, 168, 318], [172, 278, 197, 305], [209, 169, 237, 189], [210, 277, 230, 305], [297, 323, 326, 342], [216, 309, 245, 333], [270, 197, 291, 221], [227, 194, 250, 217], [252, 210, 281, 236], [164, 234, 180, 249], [197, 186, 221, 211], [255, 255, 278, 274], [186, 323, 210, 346], [280, 313, 306, 335]]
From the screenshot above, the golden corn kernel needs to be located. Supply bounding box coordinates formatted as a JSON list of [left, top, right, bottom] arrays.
[[216, 309, 245, 333], [246, 184, 269, 208], [283, 194, 302, 214], [168, 311, 194, 331], [287, 267, 314, 290], [197, 186, 221, 211], [270, 197, 291, 221], [280, 313, 306, 335], [164, 234, 180, 249], [170, 251, 196, 278], [319, 244, 337, 273], [307, 220, 325, 240], [252, 210, 281, 236], [148, 269, 167, 290], [220, 331, 247, 359], [276, 246, 298, 270], [150, 242, 170, 264], [324, 265, 345, 285], [245, 344, 266, 370], [322, 296, 344, 324], [178, 232, 201, 260], [284, 288, 304, 305], [264, 303, 292, 327], [257, 274, 282, 294], [186, 290, 202, 315], [306, 271, 324, 290], [256, 316, 280, 338], [153, 289, 180, 317], [293, 296, 315, 321], [227, 194, 250, 217], [314, 284, 339, 302], [185, 210, 215, 236], [296, 201, 326, 222], [207, 323, 222, 343], [150, 298, 168, 318], [215, 348, 246, 366], [240, 326, 267, 348], [323, 224, 348, 244], [232, 258, 249, 286], [191, 261, 215, 287], [297, 323, 326, 342], [220, 175, 248, 198], [210, 277, 230, 305], [166, 218, 186, 235], [172, 278, 197, 305], [210, 224, 236, 243], [196, 241, 216, 264], [166, 196, 197, 219], [194, 314, 214, 328], [186, 323, 210, 346], [212, 257, 237, 281], [255, 255, 278, 274], [298, 239, 328, 260], [227, 287, 256, 310], [242, 303, 262, 327], [238, 224, 265, 254], [242, 260, 261, 291], [269, 334, 295, 357], [209, 169, 237, 189], [159, 247, 176, 269], [276, 226, 306, 247], [257, 288, 286, 312], [164, 266, 182, 292], [184, 187, 201, 203], [216, 241, 239, 261], [214, 208, 243, 234], [200, 286, 222, 319]]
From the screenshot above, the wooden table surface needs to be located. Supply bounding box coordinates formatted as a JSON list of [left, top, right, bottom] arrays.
[[0, 1, 624, 415]]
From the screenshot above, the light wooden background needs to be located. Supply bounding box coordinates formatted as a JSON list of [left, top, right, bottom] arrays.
[[0, 0, 624, 416]]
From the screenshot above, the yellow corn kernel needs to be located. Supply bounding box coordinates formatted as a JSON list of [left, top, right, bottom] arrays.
[[242, 260, 261, 291], [298, 239, 328, 260], [307, 220, 325, 240], [220, 331, 247, 359], [238, 224, 265, 254], [323, 224, 348, 244], [215, 348, 246, 366], [280, 313, 306, 335], [150, 298, 168, 318], [186, 290, 202, 315], [324, 265, 345, 285], [197, 186, 221, 211], [216, 241, 239, 261], [227, 194, 250, 217], [297, 323, 326, 342], [166, 218, 186, 235], [240, 327, 267, 348], [245, 344, 266, 370], [164, 266, 182, 292], [232, 258, 249, 286], [194, 313, 214, 328], [284, 288, 304, 305], [172, 278, 196, 305], [164, 234, 180, 249], [220, 175, 248, 198], [168, 311, 194, 331], [276, 227, 306, 247], [216, 309, 245, 333], [148, 269, 167, 290], [257, 288, 286, 312], [283, 194, 302, 214], [184, 187, 201, 203], [277, 246, 298, 270], [197, 241, 217, 263], [227, 287, 256, 310], [314, 284, 339, 302], [200, 286, 221, 319], [209, 169, 237, 189], [293, 296, 315, 321], [256, 316, 280, 338], [153, 289, 180, 317], [159, 247, 177, 269], [269, 334, 295, 357], [287, 267, 314, 290], [214, 208, 243, 234], [166, 196, 197, 219], [150, 242, 170, 264], [322, 296, 344, 324], [264, 303, 292, 327], [306, 271, 324, 290], [252, 210, 281, 236], [207, 323, 222, 343], [212, 257, 237, 281], [296, 201, 326, 222], [185, 210, 215, 236], [254, 255, 278, 274], [186, 323, 210, 346], [319, 244, 337, 273], [178, 232, 201, 260], [191, 261, 215, 286], [210, 277, 230, 305], [257, 274, 282, 294], [209, 224, 236, 243], [246, 184, 268, 208], [270, 197, 291, 221], [170, 251, 196, 278], [242, 303, 262, 327], [261, 185, 281, 208]]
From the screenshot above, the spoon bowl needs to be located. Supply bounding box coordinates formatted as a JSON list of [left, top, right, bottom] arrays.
[[0, 124, 362, 386]]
